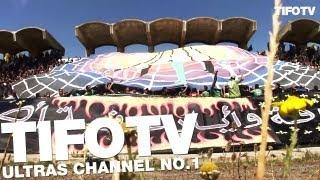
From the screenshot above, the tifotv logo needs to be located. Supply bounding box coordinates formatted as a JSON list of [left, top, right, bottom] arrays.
[[275, 6, 316, 16]]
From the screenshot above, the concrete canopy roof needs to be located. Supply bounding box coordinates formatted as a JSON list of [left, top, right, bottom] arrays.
[[149, 18, 184, 46], [0, 31, 24, 54], [216, 17, 257, 47], [0, 27, 64, 56], [75, 22, 115, 54], [185, 17, 220, 45], [76, 17, 257, 56], [113, 19, 148, 47], [279, 19, 320, 46]]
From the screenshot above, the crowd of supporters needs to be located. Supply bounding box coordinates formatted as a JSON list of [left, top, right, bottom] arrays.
[[277, 43, 320, 69], [0, 50, 63, 100], [257, 43, 320, 69], [46, 70, 319, 101], [1, 44, 320, 101]]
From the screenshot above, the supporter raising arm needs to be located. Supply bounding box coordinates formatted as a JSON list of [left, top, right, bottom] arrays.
[[105, 81, 115, 94], [210, 71, 222, 97], [225, 73, 244, 98]]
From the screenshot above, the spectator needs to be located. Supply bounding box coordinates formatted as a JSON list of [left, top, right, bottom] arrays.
[[58, 88, 66, 97], [84, 85, 93, 96], [311, 85, 319, 93], [35, 93, 41, 98], [45, 92, 51, 98], [124, 87, 131, 94], [143, 88, 150, 95], [201, 86, 210, 97], [189, 88, 199, 97], [251, 84, 263, 97], [104, 82, 115, 95], [285, 84, 297, 96], [225, 75, 243, 98], [272, 83, 284, 99], [5, 90, 15, 100], [210, 71, 221, 97], [295, 84, 308, 95], [177, 86, 188, 97], [161, 87, 169, 96]]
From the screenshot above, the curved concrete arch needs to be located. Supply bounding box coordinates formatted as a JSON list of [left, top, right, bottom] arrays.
[[15, 27, 65, 56], [75, 17, 257, 55], [15, 27, 47, 55], [149, 18, 184, 46], [279, 19, 320, 47], [0, 27, 64, 56], [113, 19, 148, 47], [216, 17, 257, 49], [75, 21, 115, 55], [15, 26, 46, 33], [0, 31, 24, 54], [223, 16, 256, 22], [185, 17, 220, 44]]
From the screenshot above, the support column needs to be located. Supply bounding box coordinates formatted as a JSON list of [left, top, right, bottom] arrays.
[[180, 20, 186, 47], [85, 48, 95, 57], [148, 46, 155, 53], [213, 21, 222, 44], [117, 46, 125, 53], [239, 42, 248, 50], [146, 22, 154, 52]]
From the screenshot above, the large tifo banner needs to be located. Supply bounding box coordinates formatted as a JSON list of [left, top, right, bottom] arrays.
[[13, 45, 320, 99], [0, 96, 319, 154]]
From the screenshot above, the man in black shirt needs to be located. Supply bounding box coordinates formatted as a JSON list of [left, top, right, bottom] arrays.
[[272, 83, 284, 100]]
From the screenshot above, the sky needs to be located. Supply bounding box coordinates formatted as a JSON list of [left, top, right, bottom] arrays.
[[1, 0, 319, 57]]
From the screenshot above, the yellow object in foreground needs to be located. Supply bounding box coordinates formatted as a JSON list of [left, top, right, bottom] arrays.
[[272, 96, 314, 118], [200, 161, 219, 173]]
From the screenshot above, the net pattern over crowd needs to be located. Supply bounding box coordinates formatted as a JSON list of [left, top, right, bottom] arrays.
[[13, 45, 320, 98]]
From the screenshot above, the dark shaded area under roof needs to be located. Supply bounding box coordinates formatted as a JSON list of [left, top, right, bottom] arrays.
[[0, 27, 65, 56], [279, 19, 320, 48]]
